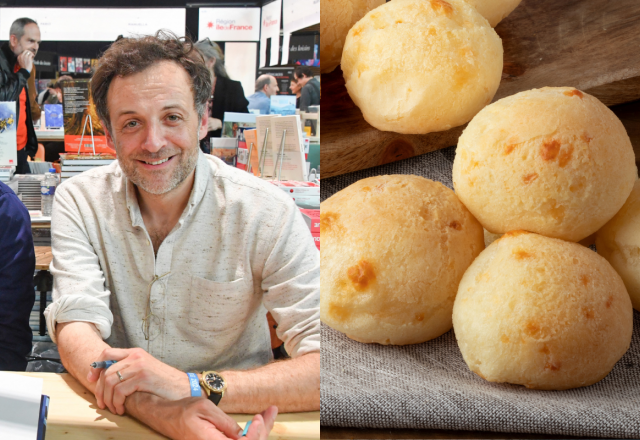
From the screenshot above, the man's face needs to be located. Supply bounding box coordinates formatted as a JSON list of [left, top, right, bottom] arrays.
[[105, 61, 207, 195], [296, 74, 311, 87], [265, 77, 279, 97], [11, 23, 41, 57]]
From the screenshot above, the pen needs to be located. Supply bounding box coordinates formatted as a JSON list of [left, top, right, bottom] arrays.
[[241, 421, 252, 437], [90, 360, 118, 369]]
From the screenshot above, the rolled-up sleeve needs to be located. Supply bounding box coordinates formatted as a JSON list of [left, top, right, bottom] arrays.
[[261, 198, 320, 358], [44, 185, 113, 343]]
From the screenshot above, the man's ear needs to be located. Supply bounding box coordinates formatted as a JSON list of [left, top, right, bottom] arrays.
[[9, 34, 18, 51], [199, 111, 209, 140], [104, 122, 116, 149]]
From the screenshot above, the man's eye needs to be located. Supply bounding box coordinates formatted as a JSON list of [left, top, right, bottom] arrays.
[[125, 121, 138, 128], [167, 115, 180, 122]]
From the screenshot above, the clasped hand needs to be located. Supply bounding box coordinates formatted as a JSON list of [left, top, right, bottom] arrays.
[[87, 347, 193, 415]]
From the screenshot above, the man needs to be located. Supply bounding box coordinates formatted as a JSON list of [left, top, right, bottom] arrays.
[[0, 181, 35, 371], [293, 66, 320, 112], [44, 32, 319, 440], [0, 18, 41, 174], [247, 75, 279, 114]]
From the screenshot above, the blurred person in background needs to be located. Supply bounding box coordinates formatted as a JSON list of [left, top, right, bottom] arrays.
[[293, 66, 319, 112], [194, 39, 248, 153], [289, 77, 302, 109], [247, 74, 279, 114], [0, 17, 41, 174]]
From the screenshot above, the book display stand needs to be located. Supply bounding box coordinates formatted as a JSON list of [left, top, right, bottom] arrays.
[[273, 129, 287, 181], [76, 115, 96, 155], [258, 128, 270, 178]]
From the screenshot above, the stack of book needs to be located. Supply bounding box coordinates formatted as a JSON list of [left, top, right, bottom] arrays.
[[60, 153, 116, 182], [0, 166, 14, 183], [268, 180, 320, 209], [300, 208, 320, 250], [12, 175, 45, 210]]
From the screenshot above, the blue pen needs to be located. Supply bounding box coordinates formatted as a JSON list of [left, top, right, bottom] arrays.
[[90, 360, 117, 369], [241, 421, 252, 437]]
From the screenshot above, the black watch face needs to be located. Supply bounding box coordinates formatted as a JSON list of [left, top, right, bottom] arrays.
[[205, 372, 225, 392]]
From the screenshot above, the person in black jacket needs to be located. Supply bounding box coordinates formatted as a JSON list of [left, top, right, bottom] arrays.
[[294, 66, 320, 112], [194, 39, 248, 153], [0, 17, 41, 174], [0, 181, 35, 371]]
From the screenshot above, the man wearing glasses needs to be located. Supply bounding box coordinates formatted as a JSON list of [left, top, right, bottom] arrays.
[[44, 32, 319, 440]]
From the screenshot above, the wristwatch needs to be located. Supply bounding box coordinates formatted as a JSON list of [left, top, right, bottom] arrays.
[[200, 371, 227, 405]]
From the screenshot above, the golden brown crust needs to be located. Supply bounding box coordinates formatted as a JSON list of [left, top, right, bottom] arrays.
[[453, 87, 638, 242], [321, 175, 485, 345], [341, 0, 503, 134], [453, 232, 633, 390], [596, 180, 640, 311]]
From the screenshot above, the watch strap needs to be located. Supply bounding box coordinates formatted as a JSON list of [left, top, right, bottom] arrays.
[[207, 390, 223, 406]]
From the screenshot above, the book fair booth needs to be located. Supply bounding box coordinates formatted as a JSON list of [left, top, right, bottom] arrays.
[[0, 1, 320, 437]]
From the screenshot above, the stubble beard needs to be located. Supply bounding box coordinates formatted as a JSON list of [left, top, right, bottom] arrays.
[[117, 143, 200, 195]]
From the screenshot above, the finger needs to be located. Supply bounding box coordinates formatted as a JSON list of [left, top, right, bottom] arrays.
[[94, 369, 106, 409], [199, 400, 244, 439], [112, 373, 141, 415], [88, 348, 136, 383], [103, 364, 131, 415], [244, 414, 264, 440], [260, 406, 278, 433]]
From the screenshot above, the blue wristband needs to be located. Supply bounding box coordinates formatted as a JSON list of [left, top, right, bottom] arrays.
[[187, 373, 202, 397]]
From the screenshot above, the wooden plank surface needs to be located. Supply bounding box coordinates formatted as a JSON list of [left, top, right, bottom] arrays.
[[34, 246, 53, 271], [321, 0, 640, 178], [10, 372, 320, 440]]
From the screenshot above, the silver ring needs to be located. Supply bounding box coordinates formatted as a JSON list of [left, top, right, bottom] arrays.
[[116, 371, 124, 382]]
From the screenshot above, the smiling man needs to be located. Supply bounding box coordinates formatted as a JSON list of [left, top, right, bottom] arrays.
[[0, 17, 41, 174], [44, 32, 319, 440]]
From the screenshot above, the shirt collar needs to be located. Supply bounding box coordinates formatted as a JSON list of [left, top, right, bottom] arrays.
[[124, 150, 211, 228]]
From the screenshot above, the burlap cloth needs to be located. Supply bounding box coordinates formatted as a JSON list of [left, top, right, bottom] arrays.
[[320, 147, 640, 438]]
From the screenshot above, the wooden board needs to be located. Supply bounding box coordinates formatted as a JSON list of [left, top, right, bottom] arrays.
[[34, 245, 53, 271], [321, 0, 640, 178], [10, 372, 320, 440]]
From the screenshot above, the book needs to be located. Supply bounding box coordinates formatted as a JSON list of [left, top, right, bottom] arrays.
[[83, 58, 91, 73], [44, 104, 63, 128], [62, 79, 113, 155], [59, 153, 116, 166], [210, 138, 237, 166], [269, 115, 308, 181], [222, 112, 256, 138], [242, 129, 261, 176], [0, 102, 17, 167], [67, 58, 75, 72], [75, 57, 83, 73], [269, 95, 297, 116], [36, 395, 50, 440], [0, 372, 45, 439], [59, 56, 67, 72]]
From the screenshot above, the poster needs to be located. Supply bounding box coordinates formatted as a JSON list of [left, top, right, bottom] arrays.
[[62, 79, 113, 154], [59, 56, 67, 72], [0, 102, 17, 167], [75, 57, 83, 73]]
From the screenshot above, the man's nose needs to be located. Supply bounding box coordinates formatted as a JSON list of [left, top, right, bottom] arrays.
[[141, 121, 167, 152]]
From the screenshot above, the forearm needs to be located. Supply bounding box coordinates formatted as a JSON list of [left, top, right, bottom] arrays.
[[56, 321, 110, 393], [219, 352, 319, 414]]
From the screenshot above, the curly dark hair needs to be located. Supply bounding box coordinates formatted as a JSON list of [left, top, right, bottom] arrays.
[[91, 30, 212, 133]]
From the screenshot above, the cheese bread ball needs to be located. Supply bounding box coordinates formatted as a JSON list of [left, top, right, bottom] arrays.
[[596, 180, 640, 311], [341, 0, 503, 134], [463, 0, 521, 27], [453, 231, 633, 390], [321, 175, 484, 345], [320, 0, 385, 74], [453, 87, 638, 242]]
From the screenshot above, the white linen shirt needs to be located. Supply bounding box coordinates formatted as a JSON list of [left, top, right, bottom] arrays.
[[44, 152, 320, 372]]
